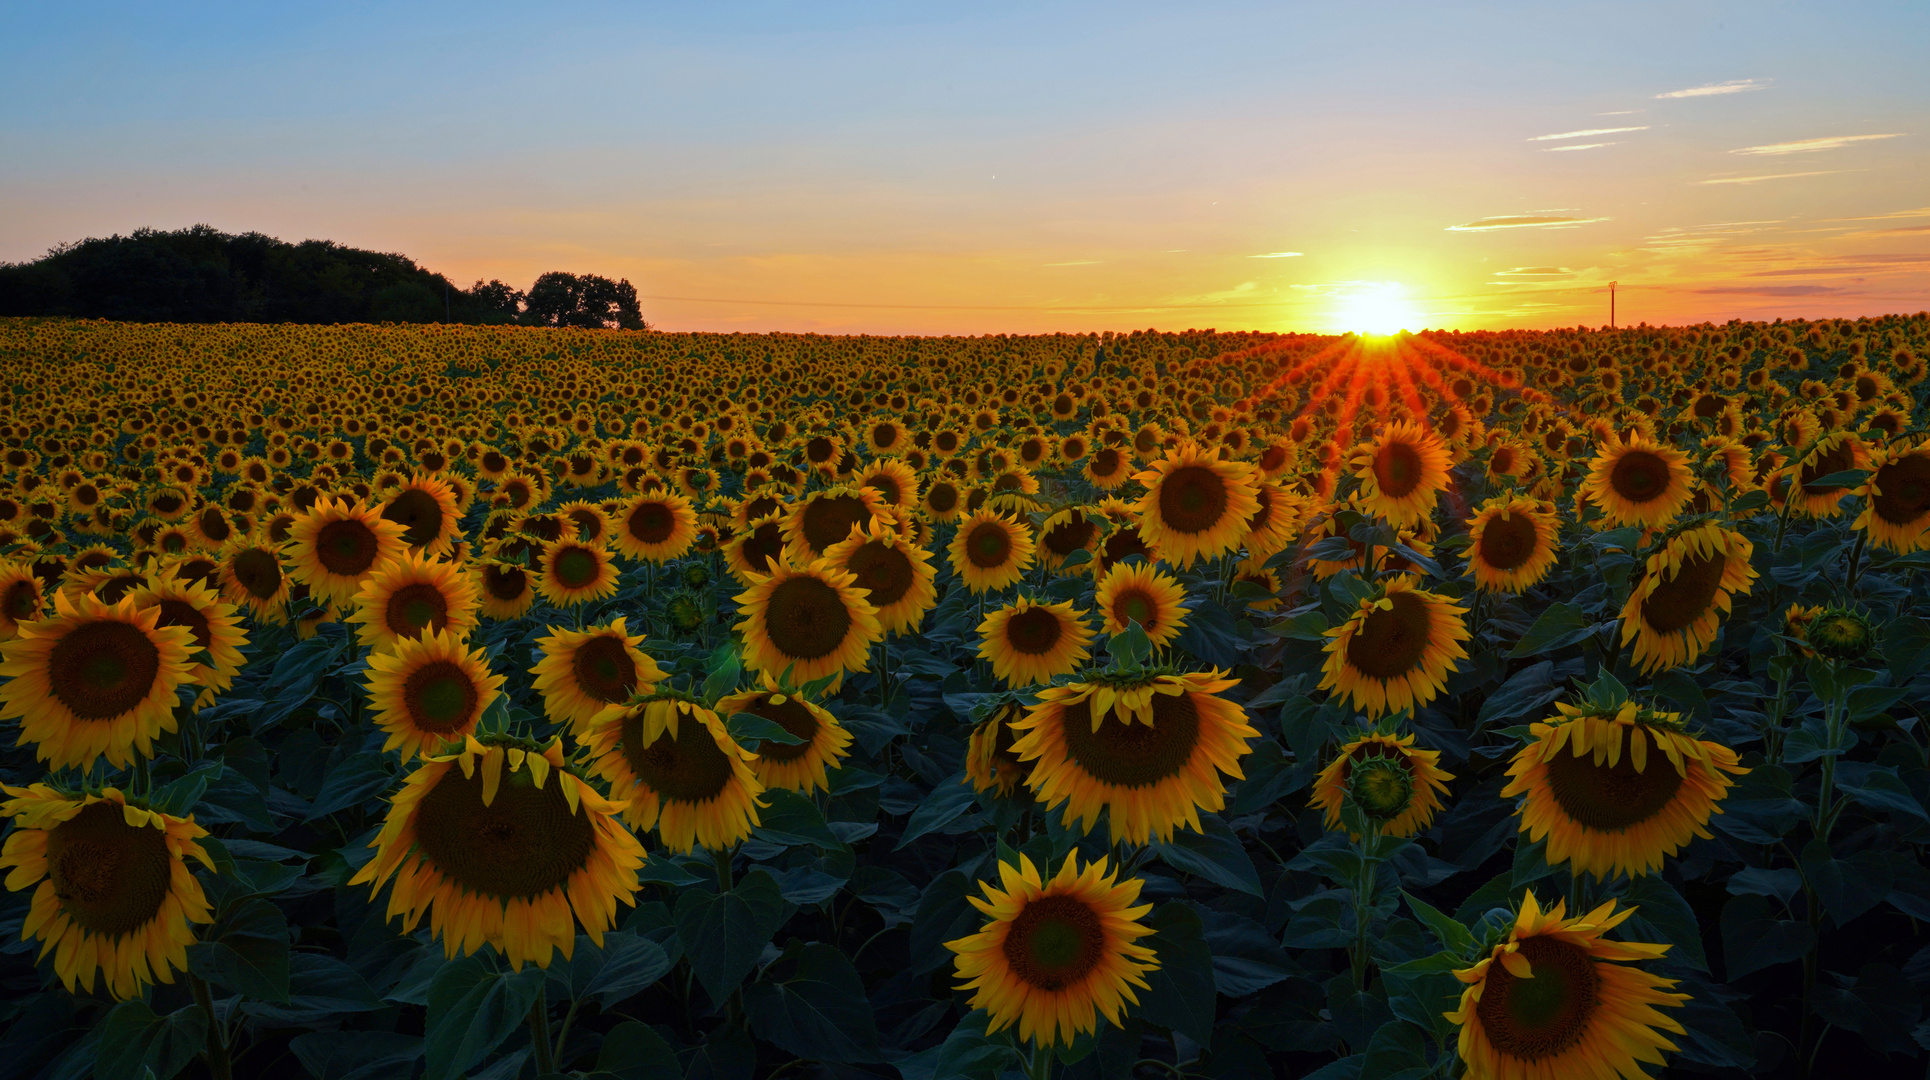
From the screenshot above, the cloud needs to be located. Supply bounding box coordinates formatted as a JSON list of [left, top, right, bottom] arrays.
[[1731, 133, 1905, 155], [1041, 260, 1101, 266], [1246, 252, 1304, 258], [1447, 213, 1606, 231], [1596, 110, 1641, 116], [1693, 285, 1840, 296], [1527, 126, 1649, 141], [1696, 171, 1845, 185], [1656, 78, 1770, 98], [1543, 142, 1616, 152], [1493, 267, 1576, 278], [1819, 206, 1930, 222]]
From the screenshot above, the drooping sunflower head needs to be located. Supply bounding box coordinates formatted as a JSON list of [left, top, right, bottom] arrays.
[[734, 557, 883, 685], [1466, 495, 1561, 594], [1853, 442, 1930, 553], [537, 537, 620, 607], [822, 516, 938, 636], [529, 617, 663, 733], [1348, 421, 1451, 529], [583, 696, 765, 854], [966, 701, 1034, 797], [1037, 505, 1104, 575], [716, 680, 853, 795], [1093, 560, 1189, 650], [285, 497, 410, 608], [363, 627, 506, 762], [349, 550, 481, 654], [0, 559, 45, 640], [948, 509, 1037, 594], [1317, 575, 1470, 719], [1618, 522, 1756, 674], [1310, 731, 1455, 839], [1131, 442, 1260, 568], [976, 596, 1095, 688], [1781, 430, 1871, 519], [1580, 437, 1694, 529]]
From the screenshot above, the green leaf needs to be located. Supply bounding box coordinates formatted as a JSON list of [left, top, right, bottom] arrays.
[[1110, 617, 1154, 667], [1508, 602, 1596, 658], [895, 775, 980, 849], [724, 711, 808, 746], [895, 1012, 1021, 1080], [744, 943, 884, 1063], [1618, 876, 1708, 972], [1402, 891, 1474, 955], [1360, 1019, 1430, 1080], [753, 788, 845, 848], [305, 753, 395, 820], [1803, 468, 1869, 489], [1270, 609, 1332, 642], [422, 956, 545, 1080], [1155, 815, 1263, 896], [95, 1001, 207, 1080], [583, 933, 672, 1010], [703, 645, 741, 704], [1836, 764, 1929, 822], [240, 953, 383, 1025], [1134, 901, 1217, 1048], [1800, 839, 1897, 925], [593, 1022, 682, 1080], [674, 868, 786, 1003], [1720, 894, 1814, 980], [148, 760, 221, 817], [287, 1032, 423, 1080], [1476, 661, 1562, 728], [187, 896, 291, 1003]]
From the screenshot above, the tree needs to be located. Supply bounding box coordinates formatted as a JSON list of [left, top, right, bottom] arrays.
[[522, 272, 649, 330], [470, 279, 525, 321]]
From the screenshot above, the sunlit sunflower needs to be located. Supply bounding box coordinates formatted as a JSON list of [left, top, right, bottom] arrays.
[[716, 680, 853, 794], [0, 560, 44, 640], [1319, 575, 1468, 719], [0, 592, 197, 771], [530, 618, 662, 734], [966, 702, 1033, 797], [1466, 496, 1561, 594], [857, 458, 920, 512], [978, 597, 1094, 687], [1011, 669, 1257, 844], [822, 516, 938, 635], [1852, 440, 1930, 553], [350, 735, 642, 969], [785, 485, 891, 564], [949, 509, 1037, 593], [735, 557, 882, 684], [215, 530, 292, 625], [378, 474, 461, 558], [614, 491, 699, 563], [1779, 431, 1872, 519], [1093, 560, 1190, 649], [127, 574, 249, 711], [1084, 445, 1135, 490], [1619, 522, 1756, 674], [922, 478, 965, 523], [363, 628, 504, 762], [724, 514, 789, 586], [0, 785, 214, 999], [947, 851, 1158, 1050], [1241, 480, 1299, 561], [1580, 437, 1694, 529], [1448, 891, 1689, 1080], [1503, 700, 1746, 880], [285, 498, 410, 607], [348, 550, 480, 653], [1349, 421, 1451, 529], [472, 559, 537, 621], [1309, 731, 1454, 838], [1132, 443, 1260, 568], [583, 696, 764, 854], [557, 499, 616, 549], [536, 538, 620, 607]]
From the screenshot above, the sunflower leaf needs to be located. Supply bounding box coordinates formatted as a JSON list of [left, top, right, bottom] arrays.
[[674, 868, 786, 1004], [1401, 891, 1475, 955], [1135, 901, 1218, 1048], [724, 711, 808, 746], [743, 942, 883, 1063], [1507, 602, 1596, 659], [95, 1000, 207, 1080], [1803, 469, 1870, 489], [188, 896, 292, 1004], [593, 1022, 681, 1079], [422, 958, 545, 1080]]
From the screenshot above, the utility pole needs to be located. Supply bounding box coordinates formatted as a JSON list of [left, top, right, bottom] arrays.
[[1608, 280, 1617, 329]]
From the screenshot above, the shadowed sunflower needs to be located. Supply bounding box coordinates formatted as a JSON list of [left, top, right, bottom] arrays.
[[350, 735, 642, 969], [127, 574, 249, 711], [286, 498, 410, 607], [364, 628, 505, 762], [537, 538, 620, 607], [724, 514, 789, 586], [0, 561, 44, 640], [785, 485, 891, 564], [857, 458, 919, 513], [735, 558, 882, 684], [1093, 561, 1189, 649], [1466, 496, 1561, 594], [1318, 576, 1469, 719], [1038, 505, 1104, 575], [946, 852, 1158, 1050], [1310, 731, 1454, 839], [1581, 437, 1694, 529], [1619, 522, 1756, 674], [1241, 480, 1300, 561], [1350, 421, 1451, 529], [379, 474, 461, 559], [1132, 443, 1260, 568], [349, 551, 480, 654], [716, 680, 853, 794], [1010, 669, 1256, 844], [966, 702, 1033, 797], [1853, 440, 1930, 553], [0, 592, 197, 771], [1778, 431, 1871, 519], [978, 597, 1094, 687], [949, 509, 1037, 593], [1084, 445, 1135, 490], [1448, 890, 1689, 1080], [584, 696, 764, 853], [530, 618, 662, 734], [0, 785, 214, 999], [1502, 700, 1747, 880], [823, 517, 938, 635], [472, 559, 537, 621], [1231, 558, 1282, 612], [614, 491, 698, 563], [922, 478, 965, 523], [216, 530, 291, 625]]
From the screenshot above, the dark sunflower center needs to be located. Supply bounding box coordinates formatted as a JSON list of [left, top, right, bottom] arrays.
[[1246, 487, 1275, 532], [1608, 450, 1669, 504], [1799, 439, 1858, 495], [1003, 607, 1063, 655], [48, 619, 164, 720], [1478, 513, 1540, 571], [742, 523, 785, 574], [1092, 449, 1122, 477], [743, 496, 781, 521], [1638, 549, 1726, 634], [198, 509, 231, 542], [384, 582, 450, 639], [483, 564, 529, 601], [624, 712, 734, 801], [553, 547, 600, 589], [1474, 935, 1602, 1061], [152, 599, 213, 652], [806, 436, 836, 464], [1103, 530, 1150, 567], [1373, 441, 1424, 497], [402, 660, 480, 733], [927, 483, 959, 513], [1002, 894, 1105, 991], [4, 578, 40, 621], [567, 510, 603, 542], [47, 801, 173, 937], [1344, 592, 1432, 680], [628, 502, 676, 545], [1112, 588, 1159, 631], [802, 495, 869, 553], [1158, 465, 1229, 534], [872, 422, 898, 448], [382, 488, 445, 547], [744, 695, 821, 762], [844, 541, 913, 608], [315, 519, 380, 576], [1543, 733, 1685, 830], [414, 763, 596, 900], [571, 636, 638, 703], [763, 576, 854, 660], [966, 523, 1014, 569], [232, 549, 282, 599], [1060, 690, 1200, 788], [1872, 454, 1930, 525], [1043, 517, 1095, 557]]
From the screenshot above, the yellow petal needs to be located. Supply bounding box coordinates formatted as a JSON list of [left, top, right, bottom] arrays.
[[481, 748, 505, 807]]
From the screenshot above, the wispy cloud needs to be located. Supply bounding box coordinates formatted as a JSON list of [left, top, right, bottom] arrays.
[[1696, 171, 1845, 185], [1656, 78, 1770, 99], [1042, 260, 1101, 266], [1868, 224, 1930, 235], [1694, 285, 1840, 296], [1493, 267, 1576, 278], [1732, 133, 1904, 156], [1527, 126, 1649, 141], [1596, 110, 1640, 116], [1542, 142, 1615, 152], [1820, 207, 1930, 222], [1447, 213, 1607, 232], [1246, 252, 1304, 259]]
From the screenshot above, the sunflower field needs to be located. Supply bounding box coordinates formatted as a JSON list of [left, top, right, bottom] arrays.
[[0, 313, 1928, 1080]]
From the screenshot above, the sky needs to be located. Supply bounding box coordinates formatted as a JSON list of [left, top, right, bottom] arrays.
[[3, 0, 1927, 335]]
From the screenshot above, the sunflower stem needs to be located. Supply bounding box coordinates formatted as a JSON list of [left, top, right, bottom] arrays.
[[1840, 529, 1867, 597], [714, 845, 733, 892], [1027, 1041, 1054, 1080], [528, 985, 556, 1076], [189, 973, 233, 1080]]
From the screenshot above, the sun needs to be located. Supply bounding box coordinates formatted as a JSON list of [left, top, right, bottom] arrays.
[[1335, 282, 1422, 336]]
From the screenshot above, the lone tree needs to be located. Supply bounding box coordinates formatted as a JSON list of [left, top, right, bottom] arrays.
[[522, 272, 648, 330]]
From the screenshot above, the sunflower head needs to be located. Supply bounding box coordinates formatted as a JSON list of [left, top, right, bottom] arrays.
[[1310, 730, 1455, 839], [1318, 576, 1469, 720], [1808, 606, 1876, 662], [1348, 755, 1415, 822], [1131, 442, 1261, 568], [583, 695, 765, 854]]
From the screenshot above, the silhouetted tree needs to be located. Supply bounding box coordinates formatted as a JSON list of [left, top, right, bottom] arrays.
[[470, 279, 526, 320], [522, 272, 648, 330]]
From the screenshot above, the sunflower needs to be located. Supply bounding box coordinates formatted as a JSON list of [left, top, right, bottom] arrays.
[[857, 458, 919, 513], [1580, 437, 1694, 529], [1241, 480, 1299, 561], [1037, 505, 1103, 575], [1231, 558, 1281, 612], [350, 735, 642, 969], [0, 785, 214, 999], [1093, 561, 1190, 649], [1318, 575, 1469, 719], [1780, 431, 1872, 519], [286, 498, 411, 608], [784, 485, 890, 564], [1466, 496, 1561, 594], [949, 509, 1037, 594], [363, 628, 505, 762], [0, 592, 197, 771], [127, 574, 249, 711], [1132, 442, 1260, 569], [348, 551, 481, 654], [1448, 891, 1689, 1080], [472, 559, 537, 621], [1502, 700, 1747, 880], [1010, 669, 1257, 844], [583, 697, 764, 854], [1349, 421, 1451, 529], [216, 530, 292, 625], [614, 491, 699, 563], [0, 560, 44, 640], [1853, 441, 1930, 553], [978, 597, 1094, 688], [1309, 731, 1454, 838], [922, 478, 965, 523], [966, 702, 1033, 797], [1084, 445, 1134, 490], [724, 514, 789, 586], [378, 474, 461, 559], [822, 516, 938, 635], [536, 538, 620, 607], [946, 852, 1159, 1049], [530, 618, 662, 734], [735, 557, 882, 684], [715, 681, 853, 795], [1619, 522, 1756, 674]]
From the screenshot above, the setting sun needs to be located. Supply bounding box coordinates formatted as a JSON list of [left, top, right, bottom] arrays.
[[1334, 282, 1422, 336]]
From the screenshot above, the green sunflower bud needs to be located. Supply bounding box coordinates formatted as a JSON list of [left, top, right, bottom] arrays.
[[1347, 755, 1414, 822], [1809, 607, 1875, 662]]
